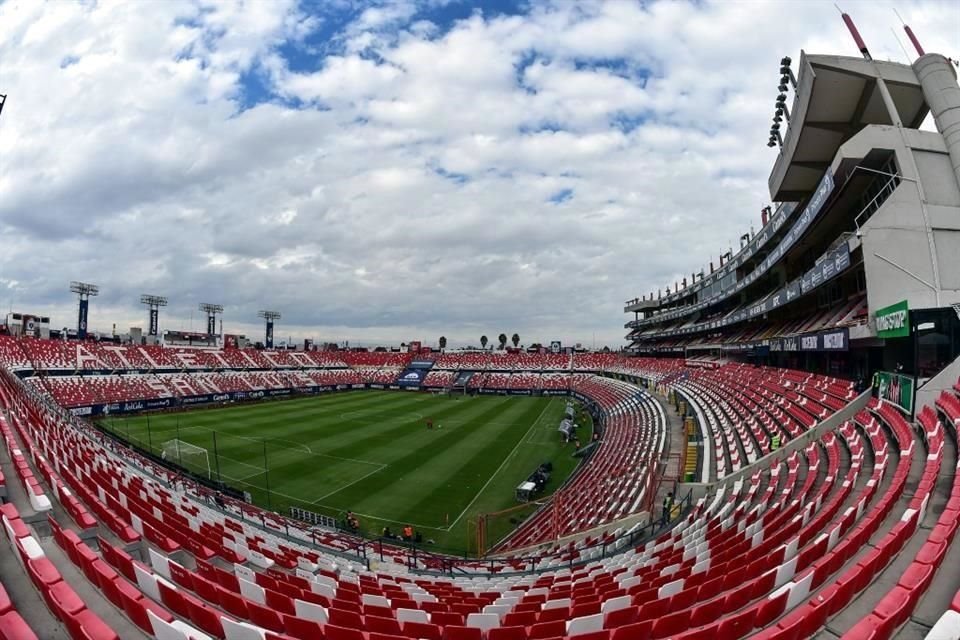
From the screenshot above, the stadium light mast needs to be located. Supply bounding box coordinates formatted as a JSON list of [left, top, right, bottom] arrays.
[[140, 294, 168, 337], [199, 303, 223, 339], [69, 281, 99, 339], [258, 310, 281, 348], [0, 94, 7, 118]]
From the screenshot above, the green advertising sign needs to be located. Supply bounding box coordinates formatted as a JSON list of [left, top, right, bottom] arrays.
[[875, 300, 910, 338], [874, 371, 915, 414]]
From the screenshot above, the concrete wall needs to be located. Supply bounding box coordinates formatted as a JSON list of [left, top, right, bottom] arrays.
[[853, 127, 960, 314], [916, 354, 960, 412]]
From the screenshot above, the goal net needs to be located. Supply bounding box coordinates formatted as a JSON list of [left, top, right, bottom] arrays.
[[161, 439, 211, 479]]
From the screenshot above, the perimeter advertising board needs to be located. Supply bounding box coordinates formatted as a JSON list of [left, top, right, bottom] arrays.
[[874, 371, 914, 414]]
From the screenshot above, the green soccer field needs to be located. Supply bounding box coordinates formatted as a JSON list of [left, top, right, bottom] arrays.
[[99, 391, 590, 554]]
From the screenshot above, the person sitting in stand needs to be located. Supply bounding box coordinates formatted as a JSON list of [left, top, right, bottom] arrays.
[[382, 525, 392, 539], [346, 511, 360, 532], [402, 524, 414, 542]]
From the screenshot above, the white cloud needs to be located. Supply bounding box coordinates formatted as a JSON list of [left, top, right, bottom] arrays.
[[0, 0, 957, 348]]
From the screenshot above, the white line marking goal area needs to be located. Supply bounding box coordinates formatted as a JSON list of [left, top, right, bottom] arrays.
[[177, 424, 382, 467]]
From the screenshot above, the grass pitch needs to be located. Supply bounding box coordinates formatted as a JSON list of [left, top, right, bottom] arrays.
[[99, 391, 588, 553]]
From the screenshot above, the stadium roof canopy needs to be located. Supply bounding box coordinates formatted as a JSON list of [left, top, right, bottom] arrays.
[[769, 53, 929, 203]]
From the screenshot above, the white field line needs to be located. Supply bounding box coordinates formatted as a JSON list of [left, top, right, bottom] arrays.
[[445, 398, 557, 531], [178, 425, 315, 454], [215, 454, 266, 475], [178, 424, 380, 467], [338, 410, 425, 423], [329, 510, 448, 532], [309, 463, 389, 504], [220, 469, 268, 483]]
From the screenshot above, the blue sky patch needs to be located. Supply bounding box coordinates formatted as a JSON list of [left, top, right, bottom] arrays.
[[548, 188, 574, 204]]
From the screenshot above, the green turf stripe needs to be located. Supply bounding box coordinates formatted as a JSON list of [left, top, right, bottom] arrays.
[[320, 397, 524, 519], [96, 391, 593, 554], [391, 398, 555, 526]]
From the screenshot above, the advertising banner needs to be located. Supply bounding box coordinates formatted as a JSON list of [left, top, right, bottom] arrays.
[[207, 315, 217, 336], [265, 320, 274, 348], [397, 369, 426, 387], [78, 299, 89, 339], [648, 171, 835, 322], [149, 308, 159, 336], [874, 371, 914, 414], [875, 300, 910, 338], [550, 341, 561, 354], [800, 243, 850, 295], [769, 328, 848, 352]]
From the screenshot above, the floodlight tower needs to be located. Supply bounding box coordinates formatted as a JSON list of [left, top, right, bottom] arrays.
[[0, 94, 7, 118], [258, 310, 281, 348], [199, 303, 223, 338], [140, 294, 168, 337], [69, 281, 99, 338]]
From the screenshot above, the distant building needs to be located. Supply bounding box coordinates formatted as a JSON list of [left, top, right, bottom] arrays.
[[5, 312, 50, 338]]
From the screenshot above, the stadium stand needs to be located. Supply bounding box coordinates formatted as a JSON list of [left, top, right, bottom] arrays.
[[3, 345, 960, 638]]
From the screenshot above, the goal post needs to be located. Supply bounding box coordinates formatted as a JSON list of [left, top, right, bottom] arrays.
[[161, 439, 212, 479]]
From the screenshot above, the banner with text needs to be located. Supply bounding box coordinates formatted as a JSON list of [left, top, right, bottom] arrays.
[[875, 300, 910, 339], [874, 370, 914, 414]]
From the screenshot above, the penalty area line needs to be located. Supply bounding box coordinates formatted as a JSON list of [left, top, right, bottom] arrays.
[[310, 463, 389, 504]]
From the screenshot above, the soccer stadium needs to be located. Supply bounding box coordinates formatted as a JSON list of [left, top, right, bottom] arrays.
[[1, 2, 960, 640]]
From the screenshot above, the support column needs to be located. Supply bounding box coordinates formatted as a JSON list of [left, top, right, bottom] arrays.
[[914, 54, 960, 190]]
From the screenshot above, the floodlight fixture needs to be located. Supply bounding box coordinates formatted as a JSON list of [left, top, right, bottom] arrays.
[[258, 310, 281, 347], [140, 295, 168, 337], [70, 281, 99, 338], [140, 294, 168, 307], [200, 303, 224, 337], [779, 57, 797, 88], [70, 281, 99, 298]]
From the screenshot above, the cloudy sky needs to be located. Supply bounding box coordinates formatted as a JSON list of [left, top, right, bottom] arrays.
[[0, 0, 957, 348]]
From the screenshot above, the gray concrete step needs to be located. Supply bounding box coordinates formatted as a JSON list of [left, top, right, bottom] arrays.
[[824, 416, 942, 636], [0, 426, 71, 639], [37, 532, 150, 639]]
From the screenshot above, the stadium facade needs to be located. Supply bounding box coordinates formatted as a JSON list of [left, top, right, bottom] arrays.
[[625, 50, 960, 416]]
